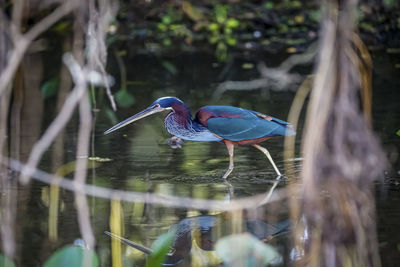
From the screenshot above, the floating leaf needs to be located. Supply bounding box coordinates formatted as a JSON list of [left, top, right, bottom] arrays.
[[146, 231, 175, 267], [41, 77, 59, 99], [0, 254, 16, 267], [115, 89, 135, 108], [43, 246, 99, 267], [215, 233, 281, 267], [88, 157, 113, 162]]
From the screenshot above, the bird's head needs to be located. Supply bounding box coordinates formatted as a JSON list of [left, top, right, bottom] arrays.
[[104, 96, 186, 135]]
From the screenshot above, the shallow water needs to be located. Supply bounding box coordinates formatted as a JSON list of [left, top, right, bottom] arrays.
[[2, 49, 400, 266]]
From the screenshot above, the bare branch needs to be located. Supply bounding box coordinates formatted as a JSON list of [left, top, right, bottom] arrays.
[[74, 92, 95, 249], [0, 1, 79, 98]]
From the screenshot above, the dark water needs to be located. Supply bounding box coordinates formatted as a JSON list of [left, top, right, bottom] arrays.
[[3, 49, 400, 266]]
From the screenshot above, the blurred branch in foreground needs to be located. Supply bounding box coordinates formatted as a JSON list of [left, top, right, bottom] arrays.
[[292, 0, 387, 266]]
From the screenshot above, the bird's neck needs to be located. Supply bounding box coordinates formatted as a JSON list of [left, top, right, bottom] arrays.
[[170, 103, 193, 125]]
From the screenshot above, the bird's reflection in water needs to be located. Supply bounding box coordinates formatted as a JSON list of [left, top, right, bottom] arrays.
[[105, 214, 290, 266]]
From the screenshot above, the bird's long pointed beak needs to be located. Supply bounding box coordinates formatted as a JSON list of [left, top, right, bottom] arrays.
[[104, 105, 164, 135], [104, 231, 153, 254]]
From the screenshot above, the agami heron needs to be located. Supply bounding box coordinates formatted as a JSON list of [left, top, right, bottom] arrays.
[[104, 97, 295, 178]]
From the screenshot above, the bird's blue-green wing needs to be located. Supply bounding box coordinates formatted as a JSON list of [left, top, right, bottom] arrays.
[[196, 106, 294, 142]]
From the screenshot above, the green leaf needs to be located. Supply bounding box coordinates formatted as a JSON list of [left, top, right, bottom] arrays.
[[396, 129, 400, 136], [215, 5, 228, 24], [182, 1, 205, 22], [146, 231, 175, 267], [208, 23, 219, 32], [226, 18, 239, 29], [41, 77, 59, 99], [226, 37, 237, 46], [161, 15, 171, 25], [43, 246, 99, 267], [162, 38, 172, 46], [384, 0, 396, 7], [215, 42, 228, 62], [161, 61, 178, 75], [264, 2, 274, 9], [104, 107, 118, 125], [0, 254, 16, 267], [115, 89, 135, 108], [157, 23, 167, 32], [215, 233, 281, 267]]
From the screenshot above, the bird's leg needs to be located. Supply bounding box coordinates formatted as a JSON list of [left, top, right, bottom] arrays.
[[222, 141, 235, 179], [252, 144, 282, 176]]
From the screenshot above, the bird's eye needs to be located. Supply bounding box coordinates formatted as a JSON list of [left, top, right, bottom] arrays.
[[153, 104, 160, 109]]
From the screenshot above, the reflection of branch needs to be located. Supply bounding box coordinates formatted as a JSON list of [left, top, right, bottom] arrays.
[[8, 159, 288, 211], [0, 1, 79, 98], [214, 43, 317, 99]]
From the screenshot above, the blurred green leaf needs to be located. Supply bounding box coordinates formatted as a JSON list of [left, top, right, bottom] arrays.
[[182, 1, 205, 21], [157, 23, 168, 32], [384, 0, 396, 7], [162, 61, 178, 75], [396, 129, 400, 136], [309, 9, 321, 22], [209, 36, 219, 44], [43, 246, 99, 267], [264, 2, 274, 9], [104, 107, 118, 125], [208, 23, 219, 32], [146, 231, 175, 267], [161, 15, 171, 25], [53, 21, 70, 33], [215, 5, 228, 24], [291, 1, 302, 8], [226, 18, 239, 29], [162, 38, 172, 46], [215, 42, 228, 62], [41, 77, 59, 99], [115, 89, 135, 108], [226, 37, 237, 46], [215, 233, 281, 267], [0, 254, 16, 267]]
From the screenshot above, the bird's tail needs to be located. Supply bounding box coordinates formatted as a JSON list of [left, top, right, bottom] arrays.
[[269, 117, 296, 136]]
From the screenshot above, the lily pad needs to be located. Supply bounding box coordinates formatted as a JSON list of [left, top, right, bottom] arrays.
[[0, 254, 16, 267], [115, 89, 135, 108], [215, 233, 281, 267], [43, 246, 99, 267]]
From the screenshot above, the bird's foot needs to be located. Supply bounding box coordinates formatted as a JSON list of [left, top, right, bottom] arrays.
[[166, 136, 184, 149]]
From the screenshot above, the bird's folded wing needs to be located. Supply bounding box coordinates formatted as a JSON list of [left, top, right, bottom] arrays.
[[206, 115, 283, 141]]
